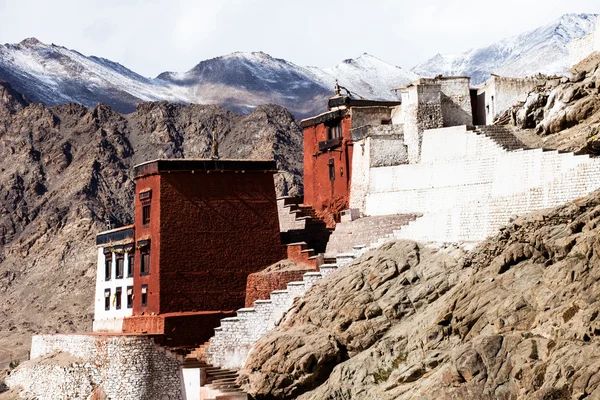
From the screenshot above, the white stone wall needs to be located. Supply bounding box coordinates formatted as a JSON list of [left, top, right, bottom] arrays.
[[7, 334, 184, 400], [568, 16, 600, 68], [436, 77, 473, 127], [277, 198, 306, 232], [206, 270, 330, 370], [93, 247, 134, 332], [478, 76, 544, 125], [349, 137, 372, 214], [364, 126, 600, 242]]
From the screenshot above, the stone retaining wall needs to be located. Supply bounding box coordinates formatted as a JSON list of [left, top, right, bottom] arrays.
[[365, 126, 600, 242], [7, 334, 184, 400]]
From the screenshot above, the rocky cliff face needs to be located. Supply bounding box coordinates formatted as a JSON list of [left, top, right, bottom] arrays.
[[0, 81, 303, 366], [241, 188, 600, 399]]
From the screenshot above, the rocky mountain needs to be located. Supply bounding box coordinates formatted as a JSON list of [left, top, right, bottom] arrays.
[[0, 81, 303, 367], [0, 39, 415, 118], [413, 13, 599, 86], [241, 188, 600, 399]]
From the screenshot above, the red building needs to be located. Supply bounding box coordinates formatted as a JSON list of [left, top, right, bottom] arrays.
[[114, 159, 287, 345], [300, 93, 401, 225]]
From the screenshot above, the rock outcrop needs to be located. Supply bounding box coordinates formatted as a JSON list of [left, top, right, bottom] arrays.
[[506, 53, 600, 155], [0, 82, 303, 367], [241, 188, 600, 399]]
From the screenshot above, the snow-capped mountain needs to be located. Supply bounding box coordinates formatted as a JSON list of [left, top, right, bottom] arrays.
[[413, 13, 599, 86], [0, 40, 416, 117], [0, 38, 189, 113], [306, 53, 419, 100]]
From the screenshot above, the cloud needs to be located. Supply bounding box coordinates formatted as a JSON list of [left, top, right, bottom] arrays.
[[0, 0, 598, 76]]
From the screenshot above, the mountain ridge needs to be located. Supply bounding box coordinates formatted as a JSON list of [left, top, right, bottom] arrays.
[[413, 13, 599, 85]]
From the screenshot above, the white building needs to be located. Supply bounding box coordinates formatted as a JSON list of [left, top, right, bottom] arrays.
[[92, 225, 135, 332]]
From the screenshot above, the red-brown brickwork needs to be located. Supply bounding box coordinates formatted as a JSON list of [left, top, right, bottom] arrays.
[[123, 311, 234, 347], [244, 260, 317, 307], [130, 160, 287, 320]]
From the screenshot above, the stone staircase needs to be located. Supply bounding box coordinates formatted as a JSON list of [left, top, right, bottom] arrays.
[[386, 131, 600, 243], [324, 214, 418, 257], [204, 245, 371, 371], [184, 345, 248, 400], [278, 196, 332, 254], [473, 125, 529, 151]]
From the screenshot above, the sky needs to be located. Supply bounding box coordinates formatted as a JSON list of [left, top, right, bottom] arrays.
[[0, 0, 599, 77]]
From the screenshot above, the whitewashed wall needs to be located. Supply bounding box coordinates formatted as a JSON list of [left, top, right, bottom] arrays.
[[364, 126, 600, 242], [93, 248, 134, 332]]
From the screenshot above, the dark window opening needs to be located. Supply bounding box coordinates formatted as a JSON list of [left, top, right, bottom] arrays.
[[327, 122, 342, 140], [104, 256, 112, 281], [115, 287, 122, 310], [104, 289, 111, 311], [141, 251, 150, 275], [141, 284, 148, 307], [328, 158, 335, 182], [127, 255, 134, 277], [127, 286, 133, 309], [116, 256, 124, 279], [142, 205, 151, 226], [381, 119, 392, 125]]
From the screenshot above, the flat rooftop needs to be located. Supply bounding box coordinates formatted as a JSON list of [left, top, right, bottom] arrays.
[[134, 158, 278, 178]]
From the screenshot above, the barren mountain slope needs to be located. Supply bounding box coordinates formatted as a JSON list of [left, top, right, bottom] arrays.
[[242, 188, 600, 399], [0, 82, 303, 367]]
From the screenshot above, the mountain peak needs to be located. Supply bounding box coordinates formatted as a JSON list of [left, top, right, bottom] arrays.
[[19, 37, 44, 47], [413, 12, 598, 86]]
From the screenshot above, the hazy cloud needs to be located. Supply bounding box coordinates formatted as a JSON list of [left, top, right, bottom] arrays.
[[0, 0, 598, 77]]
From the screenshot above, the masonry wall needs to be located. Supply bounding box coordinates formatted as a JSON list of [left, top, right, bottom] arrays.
[[568, 16, 600, 68], [349, 125, 408, 214], [158, 171, 286, 313], [245, 269, 311, 307], [133, 175, 161, 316], [364, 126, 600, 242], [7, 334, 184, 400], [349, 106, 393, 129], [303, 115, 354, 217], [478, 77, 544, 125], [401, 84, 443, 163], [436, 78, 473, 127]]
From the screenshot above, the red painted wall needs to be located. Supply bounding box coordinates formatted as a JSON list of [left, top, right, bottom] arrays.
[[133, 175, 161, 316], [157, 171, 287, 313], [245, 269, 313, 307], [123, 311, 235, 346], [303, 116, 353, 222]]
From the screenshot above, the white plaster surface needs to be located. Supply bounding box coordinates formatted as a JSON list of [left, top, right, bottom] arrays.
[[93, 248, 133, 332], [364, 126, 600, 242], [183, 368, 201, 400], [568, 16, 600, 68]]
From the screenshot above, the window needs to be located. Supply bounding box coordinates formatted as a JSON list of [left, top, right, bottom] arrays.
[[141, 284, 148, 307], [327, 122, 342, 140], [140, 251, 150, 275], [126, 286, 133, 309], [328, 158, 335, 182], [116, 256, 124, 279], [127, 255, 134, 277], [142, 205, 151, 226], [115, 287, 122, 310], [104, 256, 112, 281], [104, 289, 111, 310]]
